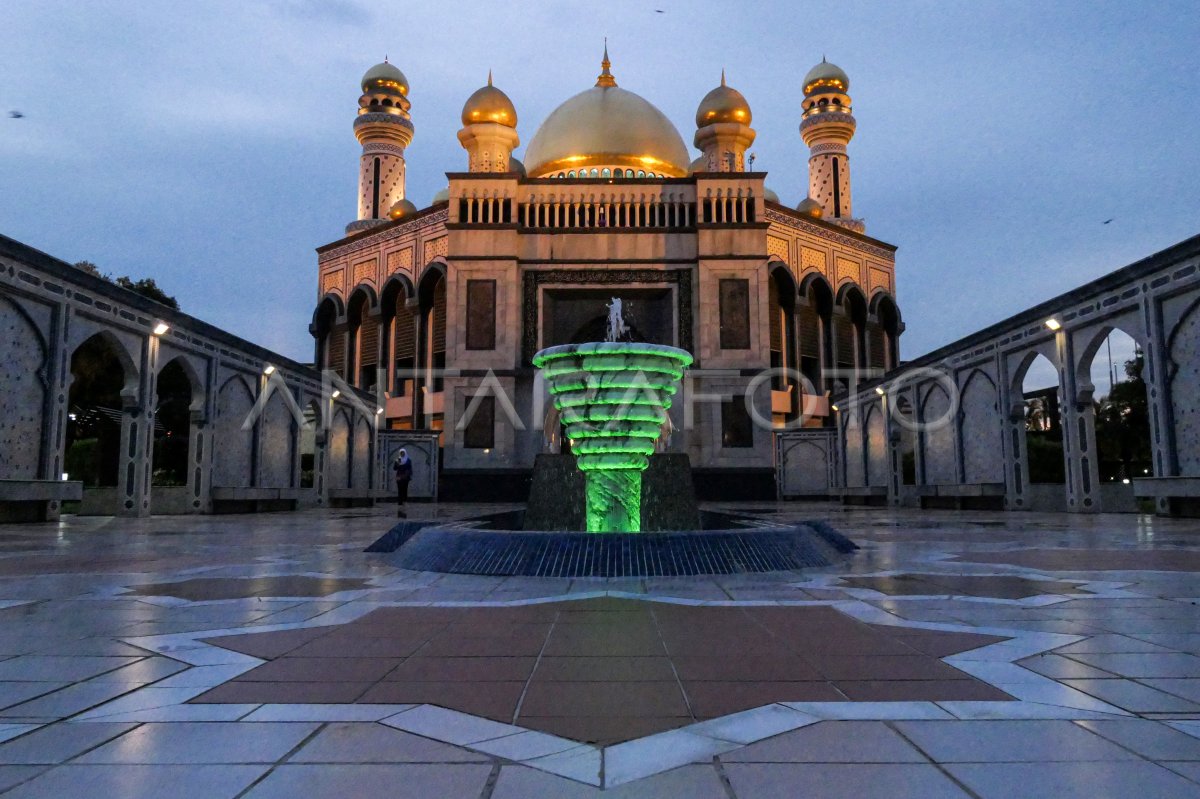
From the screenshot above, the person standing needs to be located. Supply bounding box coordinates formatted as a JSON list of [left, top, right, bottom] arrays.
[[392, 449, 413, 517]]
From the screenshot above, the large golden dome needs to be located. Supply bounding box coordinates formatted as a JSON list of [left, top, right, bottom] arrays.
[[523, 48, 689, 178]]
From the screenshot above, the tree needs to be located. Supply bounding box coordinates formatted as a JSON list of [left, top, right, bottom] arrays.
[[73, 260, 104, 277], [1093, 353, 1151, 481], [113, 277, 179, 310], [71, 261, 180, 310]]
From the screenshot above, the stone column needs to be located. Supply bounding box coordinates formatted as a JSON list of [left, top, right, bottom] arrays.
[[997, 352, 1029, 511], [1142, 293, 1177, 508], [1058, 330, 1100, 512]]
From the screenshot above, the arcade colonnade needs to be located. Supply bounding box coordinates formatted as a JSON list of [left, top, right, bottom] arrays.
[[0, 235, 385, 521], [789, 234, 1200, 515], [310, 259, 447, 430]]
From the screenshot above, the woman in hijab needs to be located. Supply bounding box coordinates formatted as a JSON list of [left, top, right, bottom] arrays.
[[392, 448, 413, 517]]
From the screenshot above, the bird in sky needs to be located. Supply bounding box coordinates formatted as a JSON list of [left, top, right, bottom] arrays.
[[1103, 218, 1114, 225], [8, 111, 24, 119]]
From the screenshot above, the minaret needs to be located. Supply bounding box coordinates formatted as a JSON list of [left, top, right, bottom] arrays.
[[457, 71, 519, 173], [799, 58, 864, 232], [693, 70, 755, 172], [347, 59, 414, 235]]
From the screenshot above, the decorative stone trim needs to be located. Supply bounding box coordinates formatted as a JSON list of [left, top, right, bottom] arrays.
[[765, 208, 893, 260], [521, 267, 695, 364]]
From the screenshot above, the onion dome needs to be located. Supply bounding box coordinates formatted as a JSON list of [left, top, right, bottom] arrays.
[[763, 186, 780, 203], [509, 156, 527, 177], [362, 59, 409, 95], [796, 197, 824, 218], [461, 71, 517, 127], [695, 70, 751, 127], [803, 57, 849, 96], [388, 198, 418, 220], [523, 44, 689, 178], [432, 187, 450, 204]]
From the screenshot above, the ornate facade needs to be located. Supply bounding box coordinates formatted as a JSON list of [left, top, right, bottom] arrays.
[[313, 50, 902, 497]]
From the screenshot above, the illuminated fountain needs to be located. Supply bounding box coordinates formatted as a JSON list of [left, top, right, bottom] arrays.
[[374, 299, 856, 575], [533, 299, 693, 532]]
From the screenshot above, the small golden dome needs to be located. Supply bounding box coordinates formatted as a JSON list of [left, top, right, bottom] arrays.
[[796, 197, 824, 218], [388, 198, 418, 220], [461, 72, 517, 127], [687, 155, 705, 175], [432, 187, 450, 204], [763, 186, 780, 203], [696, 70, 751, 127], [803, 58, 849, 96], [362, 60, 409, 95], [523, 46, 690, 178]]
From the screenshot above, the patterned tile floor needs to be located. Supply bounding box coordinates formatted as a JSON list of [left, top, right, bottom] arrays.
[[0, 503, 1192, 795], [192, 598, 1010, 742]]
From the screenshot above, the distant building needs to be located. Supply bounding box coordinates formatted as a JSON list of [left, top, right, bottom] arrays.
[[312, 49, 902, 498]]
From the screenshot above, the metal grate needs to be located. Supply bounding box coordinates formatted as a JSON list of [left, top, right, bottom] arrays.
[[386, 523, 857, 578]]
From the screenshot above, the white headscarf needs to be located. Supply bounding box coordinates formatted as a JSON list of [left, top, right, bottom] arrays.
[[397, 448, 409, 465]]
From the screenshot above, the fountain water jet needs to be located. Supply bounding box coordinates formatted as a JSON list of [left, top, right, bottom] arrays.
[[533, 299, 692, 532]]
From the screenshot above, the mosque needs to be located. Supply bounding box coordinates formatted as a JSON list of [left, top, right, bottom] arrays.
[[311, 47, 903, 498]]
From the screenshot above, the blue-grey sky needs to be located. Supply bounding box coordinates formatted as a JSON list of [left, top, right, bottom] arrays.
[[2, 0, 1198, 362]]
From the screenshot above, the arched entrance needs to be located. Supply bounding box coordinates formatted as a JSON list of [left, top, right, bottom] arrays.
[[66, 333, 136, 515], [150, 357, 203, 513], [299, 400, 322, 492], [1011, 350, 1065, 510], [798, 274, 834, 424], [1082, 327, 1151, 511], [768, 264, 798, 426]]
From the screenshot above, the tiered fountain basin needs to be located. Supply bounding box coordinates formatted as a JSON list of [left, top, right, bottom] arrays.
[[532, 342, 693, 533], [370, 341, 860, 577]]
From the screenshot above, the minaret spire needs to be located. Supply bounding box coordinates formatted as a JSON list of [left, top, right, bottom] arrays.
[[800, 58, 862, 231], [348, 59, 414, 234], [596, 38, 617, 87], [487, 69, 493, 86]]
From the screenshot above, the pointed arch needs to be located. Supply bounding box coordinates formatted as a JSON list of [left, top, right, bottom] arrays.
[[351, 414, 373, 489], [1076, 321, 1145, 384], [157, 355, 205, 412], [70, 330, 139, 399], [260, 380, 297, 489], [417, 260, 448, 305], [864, 401, 888, 486], [212, 374, 255, 488], [346, 283, 379, 316], [327, 406, 352, 490], [920, 380, 956, 484], [960, 368, 1003, 483]]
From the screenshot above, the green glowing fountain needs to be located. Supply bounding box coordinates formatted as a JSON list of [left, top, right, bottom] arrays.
[[533, 300, 693, 533]]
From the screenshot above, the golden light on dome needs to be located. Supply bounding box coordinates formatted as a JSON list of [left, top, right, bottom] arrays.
[[695, 70, 752, 128], [523, 45, 690, 178], [461, 70, 517, 127], [361, 59, 409, 96]]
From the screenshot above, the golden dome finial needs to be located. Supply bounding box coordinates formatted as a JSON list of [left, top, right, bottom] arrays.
[[461, 73, 517, 127], [596, 38, 617, 87], [721, 68, 726, 87]]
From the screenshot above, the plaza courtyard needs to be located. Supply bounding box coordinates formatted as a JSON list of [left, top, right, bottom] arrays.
[[0, 505, 1193, 797]]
